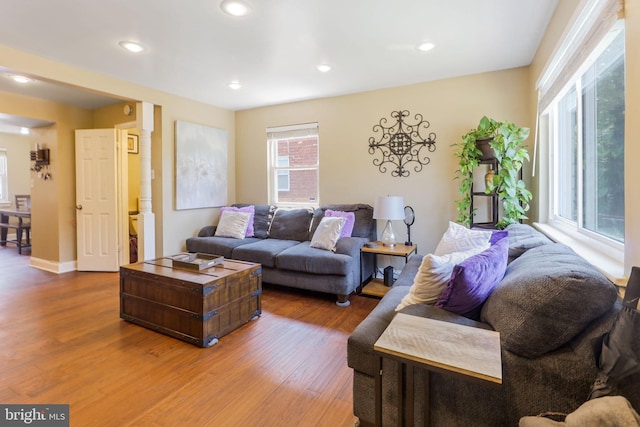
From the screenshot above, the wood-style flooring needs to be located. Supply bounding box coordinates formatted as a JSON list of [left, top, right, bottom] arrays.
[[0, 247, 379, 426]]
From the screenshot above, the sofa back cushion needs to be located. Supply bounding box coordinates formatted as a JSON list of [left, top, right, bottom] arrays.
[[268, 208, 313, 241], [481, 243, 618, 358], [233, 204, 275, 239], [505, 223, 552, 262]]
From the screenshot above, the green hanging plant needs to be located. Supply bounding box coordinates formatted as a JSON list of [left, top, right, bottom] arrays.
[[487, 121, 532, 229], [454, 116, 531, 229], [453, 116, 499, 227]]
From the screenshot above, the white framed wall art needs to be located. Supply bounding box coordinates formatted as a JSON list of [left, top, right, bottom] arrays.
[[175, 120, 228, 210]]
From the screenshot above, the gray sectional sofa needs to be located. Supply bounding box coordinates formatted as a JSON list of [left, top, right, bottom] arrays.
[[185, 203, 376, 306], [347, 224, 640, 426]]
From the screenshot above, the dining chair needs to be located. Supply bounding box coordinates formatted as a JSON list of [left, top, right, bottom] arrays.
[[15, 194, 31, 212], [13, 194, 31, 254]]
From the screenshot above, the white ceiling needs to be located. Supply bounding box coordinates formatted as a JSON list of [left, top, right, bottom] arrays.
[[0, 0, 558, 114]]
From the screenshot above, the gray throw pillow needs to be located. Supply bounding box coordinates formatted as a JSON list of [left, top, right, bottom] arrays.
[[268, 208, 313, 241], [481, 243, 618, 358]]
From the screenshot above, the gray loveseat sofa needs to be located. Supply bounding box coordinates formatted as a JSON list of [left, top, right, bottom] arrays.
[[186, 203, 376, 306], [347, 224, 640, 426]]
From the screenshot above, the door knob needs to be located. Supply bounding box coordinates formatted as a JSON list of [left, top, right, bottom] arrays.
[[76, 204, 83, 210]]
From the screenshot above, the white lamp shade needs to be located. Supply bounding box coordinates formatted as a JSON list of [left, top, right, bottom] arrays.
[[373, 196, 405, 220]]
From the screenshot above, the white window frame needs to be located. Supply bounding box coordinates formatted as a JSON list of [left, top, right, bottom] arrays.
[[535, 0, 625, 282], [543, 23, 624, 245], [277, 156, 290, 192], [267, 123, 319, 207], [0, 149, 8, 204]]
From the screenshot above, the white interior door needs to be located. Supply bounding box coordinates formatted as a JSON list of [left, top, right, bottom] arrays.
[[75, 129, 119, 271]]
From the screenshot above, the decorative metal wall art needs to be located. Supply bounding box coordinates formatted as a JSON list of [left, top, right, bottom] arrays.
[[368, 110, 437, 177]]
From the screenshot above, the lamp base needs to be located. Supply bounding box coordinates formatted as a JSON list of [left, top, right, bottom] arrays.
[[380, 220, 396, 247]]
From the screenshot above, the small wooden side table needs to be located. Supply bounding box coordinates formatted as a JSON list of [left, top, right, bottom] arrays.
[[360, 241, 417, 297], [374, 313, 502, 426]]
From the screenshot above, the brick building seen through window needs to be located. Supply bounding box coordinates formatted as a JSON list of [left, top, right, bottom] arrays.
[[268, 123, 319, 206]]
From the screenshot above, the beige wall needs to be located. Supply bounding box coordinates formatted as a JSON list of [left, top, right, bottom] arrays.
[[0, 91, 93, 264], [0, 132, 31, 204], [528, 0, 640, 274], [236, 67, 532, 255], [0, 44, 235, 266]]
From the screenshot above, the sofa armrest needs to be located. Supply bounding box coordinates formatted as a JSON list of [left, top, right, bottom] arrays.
[[335, 236, 374, 291], [347, 286, 493, 377], [334, 236, 367, 257], [197, 225, 216, 237]]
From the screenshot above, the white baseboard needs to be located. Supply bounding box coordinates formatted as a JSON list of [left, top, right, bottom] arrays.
[[30, 257, 77, 274]]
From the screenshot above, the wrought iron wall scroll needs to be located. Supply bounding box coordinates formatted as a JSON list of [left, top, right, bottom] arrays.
[[368, 110, 437, 177]]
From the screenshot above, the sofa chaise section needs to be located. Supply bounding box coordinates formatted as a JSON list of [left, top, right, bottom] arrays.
[[347, 224, 640, 426]]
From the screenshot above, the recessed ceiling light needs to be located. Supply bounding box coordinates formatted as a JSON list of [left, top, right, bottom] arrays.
[[220, 0, 251, 16], [417, 42, 435, 52], [227, 81, 242, 90], [20, 127, 29, 135], [317, 64, 331, 73], [10, 75, 32, 84], [119, 41, 144, 53]]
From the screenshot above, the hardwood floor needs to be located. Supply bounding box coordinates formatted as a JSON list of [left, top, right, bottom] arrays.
[[0, 248, 379, 426]]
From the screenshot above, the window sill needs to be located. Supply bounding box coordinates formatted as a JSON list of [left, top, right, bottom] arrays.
[[533, 222, 627, 287]]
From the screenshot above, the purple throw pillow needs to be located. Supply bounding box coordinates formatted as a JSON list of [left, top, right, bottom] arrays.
[[325, 209, 355, 237], [435, 235, 508, 319], [490, 230, 508, 244], [220, 205, 255, 237]]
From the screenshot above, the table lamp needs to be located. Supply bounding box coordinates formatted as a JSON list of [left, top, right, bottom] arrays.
[[373, 196, 405, 246]]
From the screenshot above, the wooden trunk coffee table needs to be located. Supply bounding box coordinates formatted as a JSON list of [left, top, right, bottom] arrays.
[[120, 256, 262, 347]]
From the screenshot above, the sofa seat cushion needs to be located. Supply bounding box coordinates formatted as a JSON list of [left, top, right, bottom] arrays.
[[276, 241, 353, 275], [185, 236, 261, 259], [481, 243, 618, 358], [231, 239, 300, 268]]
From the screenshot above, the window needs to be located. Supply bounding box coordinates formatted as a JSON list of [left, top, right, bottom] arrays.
[[0, 150, 8, 203], [277, 156, 290, 192], [544, 25, 625, 243], [267, 123, 319, 206]]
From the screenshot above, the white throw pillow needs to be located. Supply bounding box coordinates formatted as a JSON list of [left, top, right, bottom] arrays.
[[214, 211, 251, 239], [434, 221, 493, 256], [309, 216, 346, 251], [395, 244, 489, 311]]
